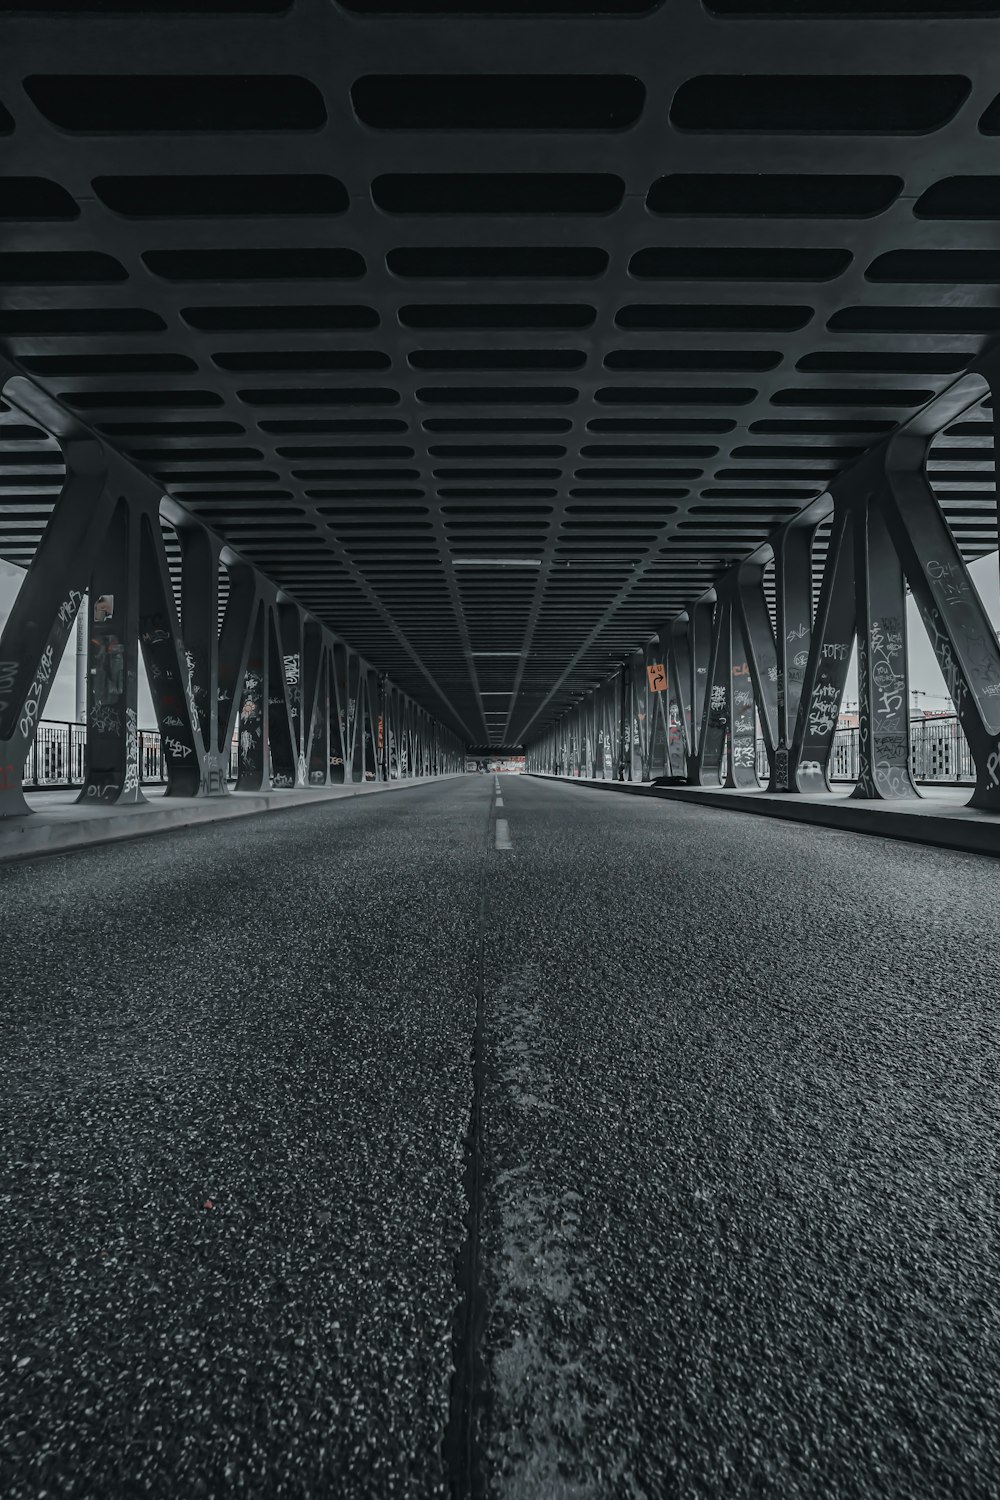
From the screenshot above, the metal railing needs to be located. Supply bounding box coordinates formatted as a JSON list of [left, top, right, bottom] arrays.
[[752, 715, 975, 787], [22, 720, 240, 791], [22, 715, 979, 792]]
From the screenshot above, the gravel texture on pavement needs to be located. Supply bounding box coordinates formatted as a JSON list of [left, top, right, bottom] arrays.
[[480, 777, 1000, 1500], [2, 774, 999, 1499], [0, 779, 491, 1500]]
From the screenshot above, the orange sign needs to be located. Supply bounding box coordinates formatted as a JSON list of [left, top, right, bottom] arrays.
[[646, 662, 667, 692]]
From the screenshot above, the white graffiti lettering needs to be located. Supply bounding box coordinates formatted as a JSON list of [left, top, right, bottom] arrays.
[[57, 589, 84, 631], [18, 644, 54, 740], [123, 707, 140, 794]]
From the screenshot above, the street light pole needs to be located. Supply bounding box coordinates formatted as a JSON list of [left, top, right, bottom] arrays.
[[75, 603, 88, 724]]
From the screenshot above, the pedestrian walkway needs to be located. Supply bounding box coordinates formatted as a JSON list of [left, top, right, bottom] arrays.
[[0, 776, 460, 863], [534, 775, 1000, 858]]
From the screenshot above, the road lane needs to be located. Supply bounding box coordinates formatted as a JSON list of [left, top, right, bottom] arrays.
[[2, 773, 998, 1499], [0, 778, 492, 1500], [480, 776, 1000, 1499]]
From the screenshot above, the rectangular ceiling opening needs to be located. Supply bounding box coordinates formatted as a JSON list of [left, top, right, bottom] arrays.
[[0, 307, 166, 334], [351, 75, 644, 130], [181, 304, 378, 330], [0, 176, 79, 219], [670, 74, 970, 133], [617, 303, 813, 331], [340, 0, 657, 10], [387, 247, 606, 277], [146, 248, 365, 280], [372, 173, 624, 214], [93, 174, 348, 217], [399, 303, 595, 329], [704, 0, 999, 12], [646, 172, 901, 217], [24, 75, 326, 132], [629, 247, 851, 279]]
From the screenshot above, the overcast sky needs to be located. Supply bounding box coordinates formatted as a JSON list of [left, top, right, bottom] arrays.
[[1, 551, 998, 731]]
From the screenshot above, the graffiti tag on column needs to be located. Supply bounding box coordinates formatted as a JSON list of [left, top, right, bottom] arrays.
[[89, 704, 121, 736], [807, 680, 840, 739], [123, 708, 139, 793], [183, 648, 202, 727], [57, 589, 84, 631], [239, 670, 262, 764], [928, 559, 970, 607], [870, 617, 905, 727], [164, 737, 193, 759], [787, 623, 808, 642], [773, 747, 789, 790], [920, 607, 968, 719], [18, 644, 54, 740], [201, 754, 226, 795], [821, 642, 849, 661]]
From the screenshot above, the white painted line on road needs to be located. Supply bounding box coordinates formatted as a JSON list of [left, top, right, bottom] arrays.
[[495, 817, 513, 851], [495, 794, 504, 809]]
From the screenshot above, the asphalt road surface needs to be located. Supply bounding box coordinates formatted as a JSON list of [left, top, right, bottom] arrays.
[[1, 775, 998, 1499]]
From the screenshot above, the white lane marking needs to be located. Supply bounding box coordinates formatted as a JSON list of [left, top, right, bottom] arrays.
[[495, 817, 513, 851], [495, 794, 504, 809]]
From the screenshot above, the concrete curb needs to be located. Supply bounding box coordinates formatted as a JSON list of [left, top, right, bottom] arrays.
[[529, 774, 1000, 860], [0, 775, 465, 864]]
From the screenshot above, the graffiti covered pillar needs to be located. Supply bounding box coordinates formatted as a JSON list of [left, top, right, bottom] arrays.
[[138, 510, 203, 797], [687, 596, 715, 782], [236, 602, 269, 791], [0, 389, 116, 817], [885, 405, 1000, 811], [303, 627, 329, 786], [852, 488, 918, 800], [664, 616, 691, 781], [725, 597, 759, 790], [790, 498, 856, 793], [736, 558, 778, 789], [277, 602, 305, 785], [79, 498, 143, 807], [695, 598, 727, 786], [216, 560, 257, 786], [771, 511, 823, 792]]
